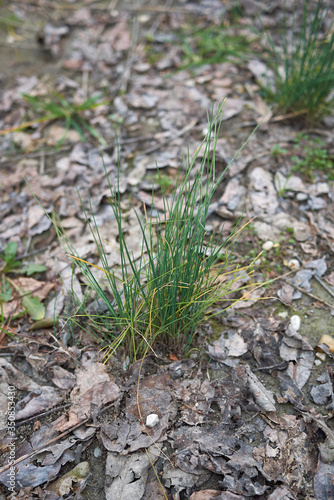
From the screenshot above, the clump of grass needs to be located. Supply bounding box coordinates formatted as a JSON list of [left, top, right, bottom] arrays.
[[0, 92, 107, 145], [263, 0, 334, 121], [176, 24, 249, 69], [50, 103, 258, 361]]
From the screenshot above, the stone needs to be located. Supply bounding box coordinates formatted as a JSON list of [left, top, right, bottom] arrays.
[[262, 240, 274, 251], [249, 167, 278, 215], [290, 315, 301, 331], [275, 172, 306, 193], [286, 259, 300, 271], [146, 414, 160, 428], [254, 213, 312, 242]]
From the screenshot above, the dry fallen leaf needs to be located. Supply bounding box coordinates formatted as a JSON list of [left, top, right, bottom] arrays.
[[319, 334, 334, 353], [189, 490, 222, 500], [46, 461, 90, 496], [244, 365, 276, 412], [55, 381, 120, 432], [14, 276, 55, 301]]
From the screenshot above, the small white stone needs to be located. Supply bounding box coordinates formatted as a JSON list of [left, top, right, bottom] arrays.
[[287, 259, 300, 271], [290, 315, 301, 331], [278, 311, 288, 319], [314, 359, 322, 366], [262, 240, 274, 251], [296, 192, 308, 201], [94, 447, 102, 458], [146, 414, 160, 428]]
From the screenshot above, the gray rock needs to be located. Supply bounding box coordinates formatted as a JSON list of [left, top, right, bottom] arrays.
[[249, 167, 278, 215], [254, 212, 312, 242], [275, 172, 307, 193]]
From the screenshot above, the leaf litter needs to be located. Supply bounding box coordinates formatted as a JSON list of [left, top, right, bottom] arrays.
[[1, 0, 334, 499]]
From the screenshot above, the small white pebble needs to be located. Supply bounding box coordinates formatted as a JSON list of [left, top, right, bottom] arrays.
[[290, 315, 301, 331], [266, 445, 279, 458], [314, 359, 322, 366], [262, 240, 274, 251], [146, 414, 160, 428], [139, 14, 150, 23], [287, 259, 300, 271], [94, 447, 102, 458], [278, 311, 288, 319]]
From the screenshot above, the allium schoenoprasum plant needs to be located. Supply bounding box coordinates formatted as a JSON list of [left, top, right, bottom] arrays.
[[263, 0, 334, 121], [51, 102, 259, 362]]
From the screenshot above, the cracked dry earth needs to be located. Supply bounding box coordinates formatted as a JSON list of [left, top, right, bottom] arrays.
[[1, 0, 334, 499]]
